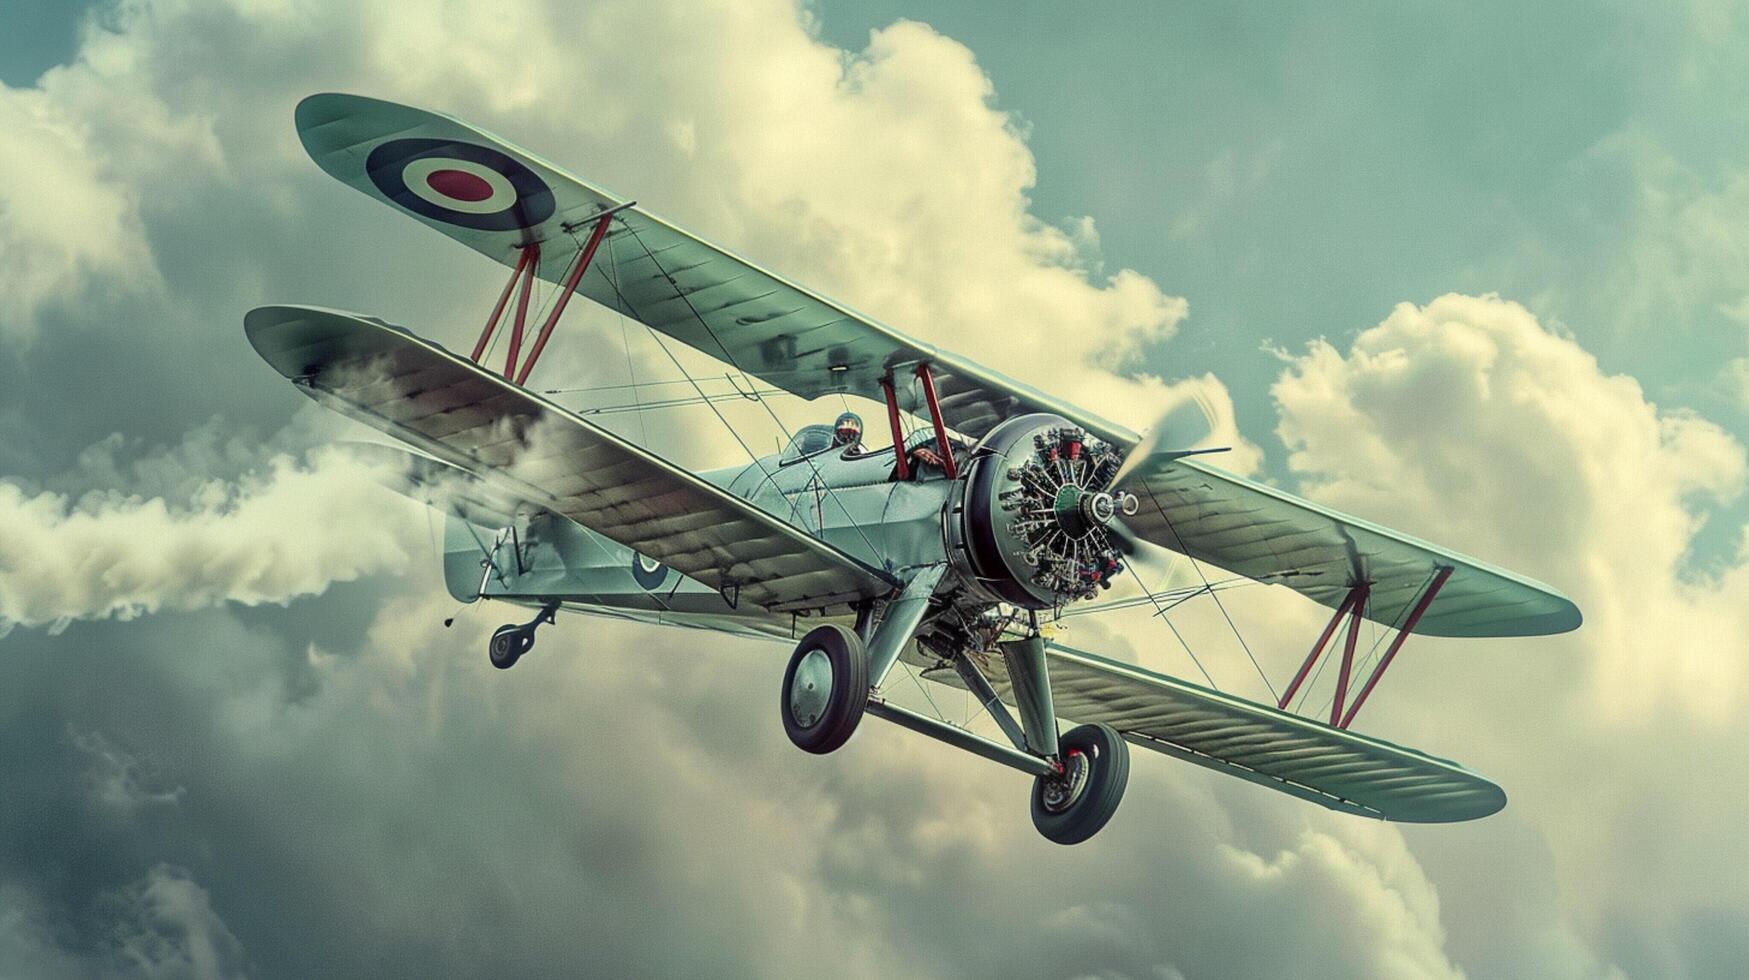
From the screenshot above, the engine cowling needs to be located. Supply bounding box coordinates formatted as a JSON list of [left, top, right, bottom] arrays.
[[947, 414, 1138, 610]]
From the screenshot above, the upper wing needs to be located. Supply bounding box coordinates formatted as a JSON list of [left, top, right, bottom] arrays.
[[293, 92, 1135, 446], [1040, 644, 1506, 822], [1115, 455, 1582, 638], [246, 305, 895, 612], [292, 92, 1579, 637]]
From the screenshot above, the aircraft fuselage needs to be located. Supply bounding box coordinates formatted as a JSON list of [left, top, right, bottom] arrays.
[[445, 432, 951, 642]]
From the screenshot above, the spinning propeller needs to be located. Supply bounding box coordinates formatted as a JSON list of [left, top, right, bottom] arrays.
[[1109, 388, 1227, 488], [983, 391, 1227, 605]]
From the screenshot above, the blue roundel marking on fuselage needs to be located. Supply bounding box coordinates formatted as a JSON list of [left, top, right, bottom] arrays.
[[632, 553, 669, 590], [365, 138, 556, 231]]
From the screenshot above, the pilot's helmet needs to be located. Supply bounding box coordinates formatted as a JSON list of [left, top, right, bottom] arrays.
[[833, 412, 864, 447]]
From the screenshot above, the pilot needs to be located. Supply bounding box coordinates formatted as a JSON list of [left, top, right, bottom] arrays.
[[833, 411, 865, 452]]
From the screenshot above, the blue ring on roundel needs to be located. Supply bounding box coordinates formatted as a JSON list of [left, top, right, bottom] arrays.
[[365, 137, 556, 231], [631, 553, 669, 590]]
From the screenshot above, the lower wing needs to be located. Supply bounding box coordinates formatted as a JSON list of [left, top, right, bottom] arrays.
[[246, 305, 896, 613]]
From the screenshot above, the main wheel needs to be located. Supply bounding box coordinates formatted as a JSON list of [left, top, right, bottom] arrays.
[[780, 624, 868, 754], [1030, 722, 1129, 845], [489, 624, 533, 670]]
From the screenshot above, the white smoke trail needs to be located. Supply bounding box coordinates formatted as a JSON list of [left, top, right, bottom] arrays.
[[0, 443, 423, 631]]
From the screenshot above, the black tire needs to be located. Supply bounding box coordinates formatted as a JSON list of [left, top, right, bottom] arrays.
[[489, 624, 531, 670], [780, 624, 868, 754], [1030, 722, 1129, 845]]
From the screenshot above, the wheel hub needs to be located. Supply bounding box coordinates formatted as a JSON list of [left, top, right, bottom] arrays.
[[788, 647, 834, 728], [1039, 748, 1091, 814]]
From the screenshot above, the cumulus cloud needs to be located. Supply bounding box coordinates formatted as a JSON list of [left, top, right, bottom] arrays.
[[1274, 293, 1747, 717], [0, 82, 159, 341], [1269, 292, 1748, 973], [0, 865, 245, 980], [29, 0, 1232, 465]]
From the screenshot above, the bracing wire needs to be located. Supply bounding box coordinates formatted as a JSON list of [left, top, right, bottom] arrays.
[[1060, 574, 1253, 618], [1138, 480, 1279, 703], [616, 222, 844, 476], [1121, 550, 1219, 688], [1347, 573, 1430, 682], [609, 236, 653, 453], [1163, 613, 1218, 689], [557, 387, 792, 418], [587, 226, 769, 471], [901, 659, 946, 723], [617, 220, 888, 565]]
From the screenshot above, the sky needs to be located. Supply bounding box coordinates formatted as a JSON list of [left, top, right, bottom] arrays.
[[0, 1, 1746, 977]]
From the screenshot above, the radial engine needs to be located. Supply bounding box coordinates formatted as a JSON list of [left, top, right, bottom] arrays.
[[947, 413, 1141, 610]]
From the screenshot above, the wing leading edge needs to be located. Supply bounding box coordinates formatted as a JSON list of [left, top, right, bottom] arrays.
[[245, 305, 895, 612]]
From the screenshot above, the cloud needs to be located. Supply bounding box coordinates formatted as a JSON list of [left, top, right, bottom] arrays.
[[1, 583, 1500, 979], [102, 865, 248, 980], [69, 727, 187, 815], [1213, 826, 1460, 980], [0, 882, 90, 980], [0, 81, 159, 342], [0, 865, 245, 980], [1591, 130, 1749, 344], [1269, 292, 1748, 973], [1273, 292, 1747, 717]]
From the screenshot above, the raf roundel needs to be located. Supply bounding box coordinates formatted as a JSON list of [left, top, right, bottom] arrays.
[[365, 138, 556, 231]]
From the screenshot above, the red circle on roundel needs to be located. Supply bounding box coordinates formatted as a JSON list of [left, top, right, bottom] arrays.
[[425, 169, 494, 202]]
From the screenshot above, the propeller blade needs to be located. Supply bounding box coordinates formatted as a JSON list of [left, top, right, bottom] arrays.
[[1110, 389, 1228, 489], [1108, 516, 1146, 556], [1106, 517, 1174, 578]]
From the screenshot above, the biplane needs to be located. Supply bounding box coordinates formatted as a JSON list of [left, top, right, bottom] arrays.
[[248, 94, 1581, 844]]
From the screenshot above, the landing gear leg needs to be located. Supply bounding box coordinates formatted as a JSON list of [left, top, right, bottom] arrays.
[[488, 604, 556, 670], [1001, 629, 1129, 844]]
